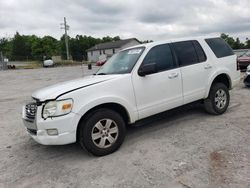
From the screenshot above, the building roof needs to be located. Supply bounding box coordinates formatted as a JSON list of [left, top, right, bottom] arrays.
[[86, 38, 140, 51]]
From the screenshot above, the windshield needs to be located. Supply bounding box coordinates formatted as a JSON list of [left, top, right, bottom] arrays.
[[95, 47, 145, 75]]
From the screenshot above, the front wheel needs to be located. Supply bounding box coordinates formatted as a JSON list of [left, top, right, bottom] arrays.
[[204, 83, 230, 115], [79, 109, 126, 156]]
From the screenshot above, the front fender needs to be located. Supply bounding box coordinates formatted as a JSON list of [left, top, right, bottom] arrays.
[[75, 96, 138, 124]]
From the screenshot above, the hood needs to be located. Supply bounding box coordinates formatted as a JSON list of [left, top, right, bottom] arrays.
[[32, 75, 121, 102]]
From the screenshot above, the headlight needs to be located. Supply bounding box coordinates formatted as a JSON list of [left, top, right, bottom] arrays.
[[42, 99, 73, 119]]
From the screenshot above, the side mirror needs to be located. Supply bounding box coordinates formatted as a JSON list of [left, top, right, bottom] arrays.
[[138, 63, 157, 76]]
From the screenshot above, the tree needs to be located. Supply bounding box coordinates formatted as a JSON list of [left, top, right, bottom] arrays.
[[1, 33, 126, 61], [102, 36, 113, 43], [220, 33, 247, 50], [233, 37, 245, 49], [68, 35, 100, 61], [41, 36, 60, 58], [0, 37, 12, 59], [69, 37, 82, 61], [60, 34, 69, 60], [12, 32, 31, 60], [220, 33, 235, 48], [31, 37, 44, 60], [31, 36, 59, 60], [113, 36, 120, 41]]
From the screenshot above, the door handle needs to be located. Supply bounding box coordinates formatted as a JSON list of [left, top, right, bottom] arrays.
[[168, 72, 179, 79], [204, 64, 212, 69]]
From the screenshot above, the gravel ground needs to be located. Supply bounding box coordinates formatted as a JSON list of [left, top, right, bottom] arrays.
[[0, 66, 249, 188]]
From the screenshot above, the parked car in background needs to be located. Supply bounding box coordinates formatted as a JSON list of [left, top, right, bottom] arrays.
[[43, 59, 54, 67], [96, 59, 107, 66], [96, 54, 112, 66], [22, 36, 240, 156], [244, 65, 250, 87], [237, 50, 250, 71]]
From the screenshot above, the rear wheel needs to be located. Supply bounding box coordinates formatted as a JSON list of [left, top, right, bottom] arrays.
[[204, 83, 230, 115], [79, 108, 126, 156]]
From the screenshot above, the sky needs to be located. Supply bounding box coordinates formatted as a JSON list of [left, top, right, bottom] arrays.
[[0, 0, 250, 41]]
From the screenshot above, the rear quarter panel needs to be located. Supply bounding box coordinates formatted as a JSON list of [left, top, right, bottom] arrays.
[[202, 39, 240, 97]]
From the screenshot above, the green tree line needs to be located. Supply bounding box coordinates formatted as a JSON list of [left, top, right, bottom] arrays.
[[0, 32, 121, 61], [220, 33, 250, 50], [0, 32, 249, 61]]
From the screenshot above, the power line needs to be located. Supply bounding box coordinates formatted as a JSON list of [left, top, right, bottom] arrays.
[[60, 17, 70, 60]]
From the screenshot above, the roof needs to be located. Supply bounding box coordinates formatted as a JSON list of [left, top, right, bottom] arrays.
[[122, 35, 220, 51], [87, 38, 140, 51]]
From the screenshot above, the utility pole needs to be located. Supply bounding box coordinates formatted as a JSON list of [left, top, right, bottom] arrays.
[[60, 17, 70, 60]]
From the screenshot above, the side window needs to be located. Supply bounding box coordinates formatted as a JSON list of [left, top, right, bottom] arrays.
[[143, 44, 175, 72], [192, 41, 206, 62], [172, 41, 198, 66], [205, 38, 234, 58]]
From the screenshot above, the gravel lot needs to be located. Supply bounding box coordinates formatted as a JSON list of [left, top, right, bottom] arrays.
[[0, 66, 249, 188]]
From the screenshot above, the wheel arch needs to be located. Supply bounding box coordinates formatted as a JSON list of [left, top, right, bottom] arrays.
[[206, 73, 232, 97], [76, 102, 131, 142]]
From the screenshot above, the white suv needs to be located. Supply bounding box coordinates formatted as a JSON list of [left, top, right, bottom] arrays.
[[22, 37, 240, 156]]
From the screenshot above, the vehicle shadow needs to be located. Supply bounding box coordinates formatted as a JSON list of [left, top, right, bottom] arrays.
[[127, 102, 205, 133]]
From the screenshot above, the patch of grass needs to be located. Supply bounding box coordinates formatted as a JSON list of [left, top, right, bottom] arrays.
[[54, 60, 82, 66], [14, 60, 91, 69], [16, 61, 42, 69]]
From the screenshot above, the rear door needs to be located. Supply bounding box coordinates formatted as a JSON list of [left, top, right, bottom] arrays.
[[172, 40, 213, 104]]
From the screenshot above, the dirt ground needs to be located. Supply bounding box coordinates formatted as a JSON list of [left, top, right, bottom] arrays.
[[0, 66, 249, 188]]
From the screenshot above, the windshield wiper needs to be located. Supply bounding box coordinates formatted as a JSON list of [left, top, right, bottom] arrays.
[[95, 73, 107, 75]]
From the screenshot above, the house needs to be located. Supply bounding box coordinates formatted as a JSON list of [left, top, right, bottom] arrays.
[[86, 38, 141, 62]]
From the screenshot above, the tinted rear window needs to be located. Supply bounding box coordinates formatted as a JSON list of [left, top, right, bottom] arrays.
[[172, 41, 198, 66], [205, 38, 234, 58]]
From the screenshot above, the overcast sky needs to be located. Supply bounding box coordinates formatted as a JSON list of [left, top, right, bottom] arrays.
[[0, 0, 250, 41]]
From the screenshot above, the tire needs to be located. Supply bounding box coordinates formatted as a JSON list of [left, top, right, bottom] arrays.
[[79, 108, 126, 156], [204, 83, 230, 115]]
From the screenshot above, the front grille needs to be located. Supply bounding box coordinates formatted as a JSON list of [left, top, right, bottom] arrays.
[[25, 103, 37, 121]]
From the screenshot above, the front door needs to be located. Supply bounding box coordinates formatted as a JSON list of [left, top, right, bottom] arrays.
[[132, 43, 183, 119]]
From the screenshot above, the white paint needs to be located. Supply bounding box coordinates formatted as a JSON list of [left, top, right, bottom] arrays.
[[22, 36, 240, 145]]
